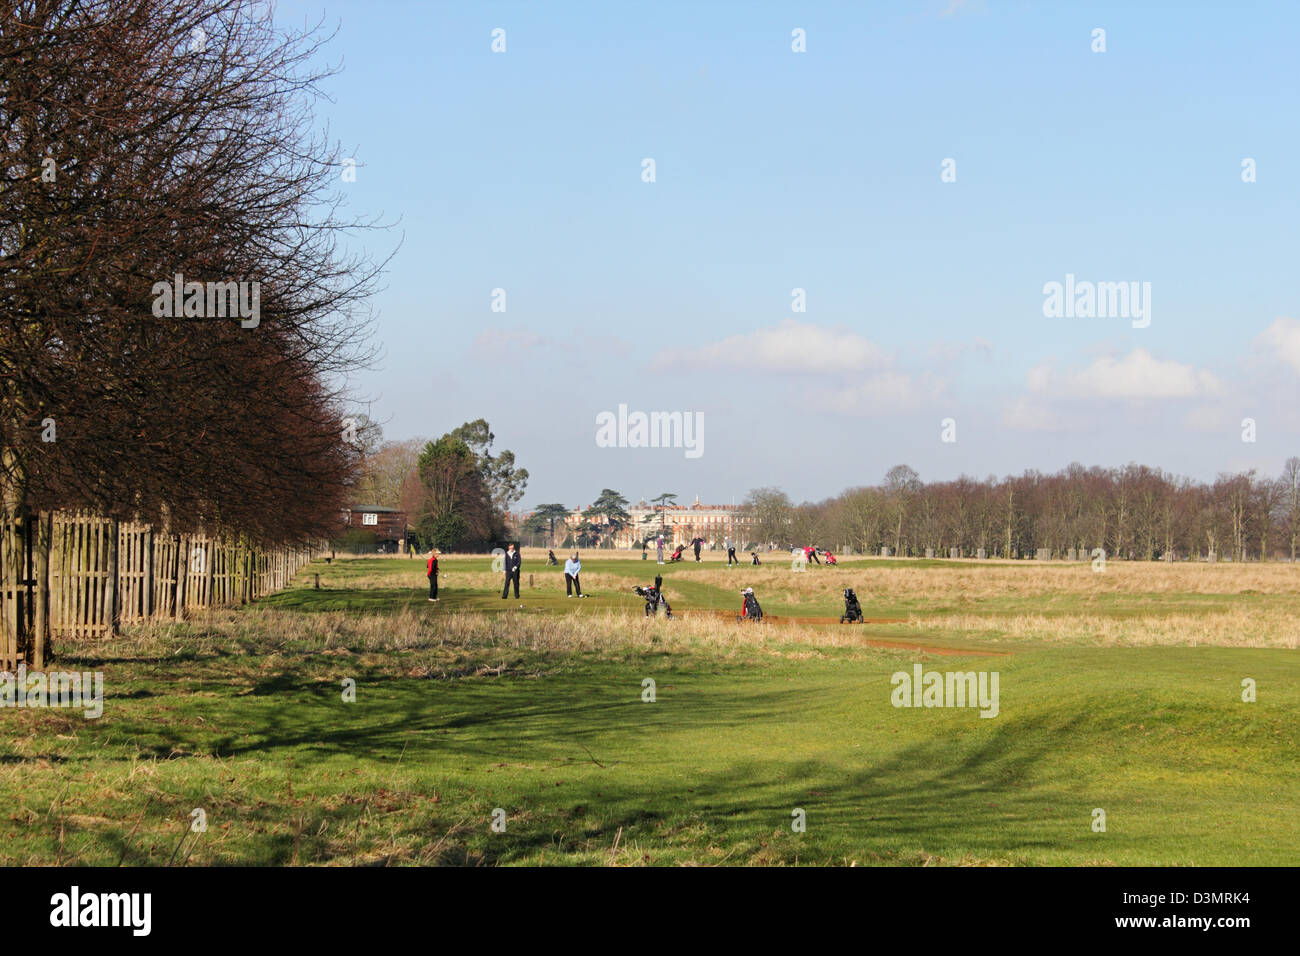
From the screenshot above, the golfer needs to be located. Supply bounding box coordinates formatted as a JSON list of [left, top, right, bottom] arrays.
[[564, 553, 586, 597], [725, 536, 738, 566], [656, 535, 665, 564], [426, 548, 440, 601], [501, 542, 521, 599]]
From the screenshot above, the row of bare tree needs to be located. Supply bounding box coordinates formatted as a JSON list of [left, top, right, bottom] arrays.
[[1, 0, 380, 544], [746, 459, 1300, 561]]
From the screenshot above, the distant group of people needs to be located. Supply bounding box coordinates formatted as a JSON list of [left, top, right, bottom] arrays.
[[422, 545, 862, 624], [797, 545, 838, 566], [422, 539, 845, 613], [426, 541, 839, 603], [426, 543, 584, 601], [649, 534, 766, 567]]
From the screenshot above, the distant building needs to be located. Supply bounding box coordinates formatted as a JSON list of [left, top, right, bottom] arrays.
[[518, 496, 753, 549], [623, 497, 752, 549], [339, 505, 411, 553]]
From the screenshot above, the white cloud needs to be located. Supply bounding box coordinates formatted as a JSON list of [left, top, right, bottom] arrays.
[[1026, 362, 1054, 394], [1257, 318, 1300, 374], [839, 372, 928, 413], [927, 338, 992, 363], [654, 319, 890, 374], [1001, 396, 1069, 432], [1028, 349, 1224, 400], [471, 328, 553, 354], [1183, 404, 1234, 433]]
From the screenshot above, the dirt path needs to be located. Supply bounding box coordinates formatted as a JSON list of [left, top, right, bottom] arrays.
[[678, 610, 1012, 656]]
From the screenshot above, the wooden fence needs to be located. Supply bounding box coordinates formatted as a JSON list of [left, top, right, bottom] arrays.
[[1, 510, 318, 669]]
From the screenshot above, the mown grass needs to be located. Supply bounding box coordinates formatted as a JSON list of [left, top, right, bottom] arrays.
[[1, 554, 1296, 865]]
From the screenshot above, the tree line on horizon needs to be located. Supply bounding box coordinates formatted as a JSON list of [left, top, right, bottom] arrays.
[[358, 445, 1300, 561], [745, 459, 1300, 562]]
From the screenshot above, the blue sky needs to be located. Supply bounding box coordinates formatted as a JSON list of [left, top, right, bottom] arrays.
[[278, 0, 1300, 507]]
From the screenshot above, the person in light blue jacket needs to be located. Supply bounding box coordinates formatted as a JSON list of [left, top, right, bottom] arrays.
[[564, 553, 587, 597]]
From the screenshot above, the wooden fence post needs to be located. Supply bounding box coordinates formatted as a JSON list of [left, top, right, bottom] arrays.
[[105, 518, 119, 636], [174, 534, 187, 621], [145, 525, 155, 618], [1, 511, 16, 670], [205, 536, 214, 610], [72, 513, 83, 640], [32, 511, 50, 669]]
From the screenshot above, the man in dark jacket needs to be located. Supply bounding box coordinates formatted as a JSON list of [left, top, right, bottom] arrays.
[[501, 543, 522, 599], [692, 537, 703, 562]]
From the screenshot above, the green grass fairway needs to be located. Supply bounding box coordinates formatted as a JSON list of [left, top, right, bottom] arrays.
[[2, 553, 1296, 865]]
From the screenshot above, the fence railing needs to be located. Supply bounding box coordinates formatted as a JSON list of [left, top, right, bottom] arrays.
[[1, 510, 318, 669]]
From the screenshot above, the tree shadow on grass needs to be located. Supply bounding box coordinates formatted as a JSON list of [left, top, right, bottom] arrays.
[[464, 704, 1134, 865], [189, 674, 811, 765], [65, 672, 1290, 865], [257, 587, 429, 614]]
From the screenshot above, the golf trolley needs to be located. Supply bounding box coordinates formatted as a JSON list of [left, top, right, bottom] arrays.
[[634, 583, 673, 618], [840, 587, 864, 623]]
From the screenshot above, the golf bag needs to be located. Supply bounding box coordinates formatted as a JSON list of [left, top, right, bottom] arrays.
[[823, 550, 838, 565], [738, 587, 763, 622], [668, 544, 685, 562], [840, 587, 863, 624], [634, 584, 673, 618]]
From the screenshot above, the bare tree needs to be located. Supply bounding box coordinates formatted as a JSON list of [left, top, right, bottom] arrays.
[[741, 487, 792, 549], [1280, 458, 1300, 561], [883, 464, 920, 556], [355, 438, 422, 509]]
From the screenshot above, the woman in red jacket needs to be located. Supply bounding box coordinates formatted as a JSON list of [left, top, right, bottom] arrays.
[[427, 548, 440, 601]]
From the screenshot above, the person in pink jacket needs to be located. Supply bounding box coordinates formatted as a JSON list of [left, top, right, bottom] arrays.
[[426, 549, 440, 601]]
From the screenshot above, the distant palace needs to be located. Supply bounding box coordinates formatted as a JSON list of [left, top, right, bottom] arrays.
[[515, 496, 752, 549]]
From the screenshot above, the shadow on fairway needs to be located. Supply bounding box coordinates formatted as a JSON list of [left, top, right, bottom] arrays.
[[258, 587, 429, 613]]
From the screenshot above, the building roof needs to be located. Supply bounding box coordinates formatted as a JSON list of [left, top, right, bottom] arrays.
[[347, 505, 402, 513]]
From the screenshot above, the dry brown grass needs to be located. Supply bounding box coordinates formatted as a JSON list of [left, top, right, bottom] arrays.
[[106, 605, 904, 666], [95, 556, 1299, 661], [311, 568, 644, 593], [693, 559, 1300, 598], [907, 607, 1300, 648], [370, 548, 1300, 594]]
